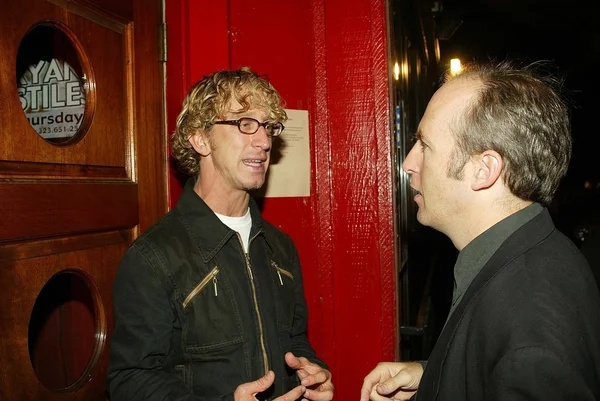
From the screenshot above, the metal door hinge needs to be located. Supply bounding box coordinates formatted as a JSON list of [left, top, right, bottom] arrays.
[[159, 22, 167, 62]]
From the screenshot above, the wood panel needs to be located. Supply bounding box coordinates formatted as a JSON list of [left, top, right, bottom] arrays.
[[0, 182, 138, 243], [0, 0, 167, 398], [0, 230, 131, 265], [0, 239, 127, 400], [50, 0, 133, 23], [0, 0, 128, 167], [132, 0, 168, 230], [0, 160, 128, 179]]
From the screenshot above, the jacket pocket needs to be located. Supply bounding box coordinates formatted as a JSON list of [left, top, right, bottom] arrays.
[[183, 266, 220, 308], [182, 265, 243, 350], [270, 260, 295, 330], [188, 339, 246, 398]]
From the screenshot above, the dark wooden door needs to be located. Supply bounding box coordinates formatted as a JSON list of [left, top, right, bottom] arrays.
[[0, 0, 167, 399]]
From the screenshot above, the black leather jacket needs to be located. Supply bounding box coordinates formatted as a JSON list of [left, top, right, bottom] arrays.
[[107, 180, 325, 400]]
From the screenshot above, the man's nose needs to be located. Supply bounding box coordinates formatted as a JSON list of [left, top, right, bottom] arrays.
[[251, 125, 271, 150], [401, 143, 420, 175]]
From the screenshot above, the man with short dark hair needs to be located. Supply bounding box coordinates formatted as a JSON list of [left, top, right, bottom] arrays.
[[108, 68, 334, 401], [361, 62, 600, 400]]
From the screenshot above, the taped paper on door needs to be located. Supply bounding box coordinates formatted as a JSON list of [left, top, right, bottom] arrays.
[[262, 109, 310, 198]]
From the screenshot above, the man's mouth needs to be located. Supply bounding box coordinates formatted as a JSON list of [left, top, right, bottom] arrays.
[[243, 159, 266, 167]]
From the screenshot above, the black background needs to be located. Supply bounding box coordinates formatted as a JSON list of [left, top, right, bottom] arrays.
[[438, 0, 600, 237]]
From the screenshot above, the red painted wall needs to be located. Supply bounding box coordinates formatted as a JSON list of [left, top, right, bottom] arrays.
[[166, 1, 397, 399]]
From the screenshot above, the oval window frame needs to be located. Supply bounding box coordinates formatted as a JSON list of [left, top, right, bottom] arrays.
[[16, 20, 96, 146], [28, 268, 106, 393]]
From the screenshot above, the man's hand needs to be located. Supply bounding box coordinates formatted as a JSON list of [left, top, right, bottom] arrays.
[[285, 352, 334, 401], [360, 362, 424, 401], [234, 371, 306, 401]]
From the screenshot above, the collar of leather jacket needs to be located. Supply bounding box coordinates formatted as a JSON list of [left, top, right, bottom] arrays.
[[175, 178, 275, 263]]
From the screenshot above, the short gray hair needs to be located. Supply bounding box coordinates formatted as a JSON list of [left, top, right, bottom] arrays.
[[445, 61, 571, 205]]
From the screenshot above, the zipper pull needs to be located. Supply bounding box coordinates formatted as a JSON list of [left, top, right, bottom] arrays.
[[272, 261, 284, 285], [213, 275, 218, 297]]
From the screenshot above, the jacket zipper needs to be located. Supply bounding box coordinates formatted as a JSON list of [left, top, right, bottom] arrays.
[[239, 232, 269, 375], [270, 261, 294, 285], [183, 266, 220, 308]]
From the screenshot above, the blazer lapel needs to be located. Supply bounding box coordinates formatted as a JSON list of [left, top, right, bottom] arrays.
[[417, 209, 556, 400]]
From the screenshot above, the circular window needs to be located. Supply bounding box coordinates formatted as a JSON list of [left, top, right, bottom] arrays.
[[16, 23, 94, 145], [28, 270, 105, 392]]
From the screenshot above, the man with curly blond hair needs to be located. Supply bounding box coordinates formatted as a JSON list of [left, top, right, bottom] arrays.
[[108, 68, 333, 401]]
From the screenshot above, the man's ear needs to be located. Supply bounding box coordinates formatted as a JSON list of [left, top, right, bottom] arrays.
[[472, 150, 503, 191], [189, 131, 211, 157]]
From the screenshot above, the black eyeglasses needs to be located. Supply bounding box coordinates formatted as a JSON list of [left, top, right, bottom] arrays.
[[212, 117, 284, 137]]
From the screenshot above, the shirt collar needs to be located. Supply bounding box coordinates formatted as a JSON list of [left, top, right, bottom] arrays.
[[451, 202, 544, 309]]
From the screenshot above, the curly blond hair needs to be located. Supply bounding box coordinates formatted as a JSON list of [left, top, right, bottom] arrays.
[[171, 67, 287, 176]]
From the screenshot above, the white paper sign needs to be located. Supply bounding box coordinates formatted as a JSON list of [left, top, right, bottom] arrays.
[[262, 109, 310, 198]]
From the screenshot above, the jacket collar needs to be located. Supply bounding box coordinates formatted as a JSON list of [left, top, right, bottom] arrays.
[[418, 208, 556, 400], [175, 178, 266, 263]]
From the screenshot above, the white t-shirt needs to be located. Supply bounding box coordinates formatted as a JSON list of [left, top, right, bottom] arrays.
[[214, 208, 252, 252]]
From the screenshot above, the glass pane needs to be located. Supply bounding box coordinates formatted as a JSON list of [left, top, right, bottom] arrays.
[[28, 271, 100, 391], [16, 24, 89, 145]]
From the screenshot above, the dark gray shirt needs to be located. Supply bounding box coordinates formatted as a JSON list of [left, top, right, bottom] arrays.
[[447, 202, 544, 320]]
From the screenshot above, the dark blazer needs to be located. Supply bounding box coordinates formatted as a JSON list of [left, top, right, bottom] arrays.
[[417, 209, 600, 400]]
